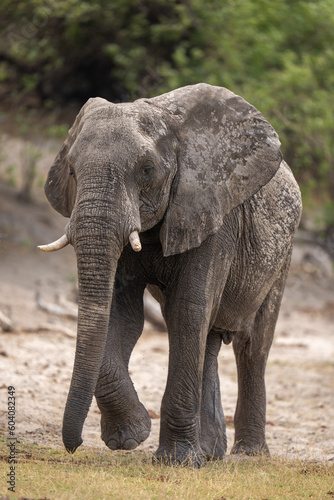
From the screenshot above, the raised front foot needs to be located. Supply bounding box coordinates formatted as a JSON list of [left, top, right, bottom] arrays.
[[153, 443, 206, 468], [231, 440, 270, 456], [100, 400, 151, 450], [95, 359, 151, 450]]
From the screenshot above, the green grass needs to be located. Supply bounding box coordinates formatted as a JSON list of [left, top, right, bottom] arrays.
[[0, 440, 333, 500]]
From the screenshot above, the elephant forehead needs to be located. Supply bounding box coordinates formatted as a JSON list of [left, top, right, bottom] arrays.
[[69, 114, 151, 166]]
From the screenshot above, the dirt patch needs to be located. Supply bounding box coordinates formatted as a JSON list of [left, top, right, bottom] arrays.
[[0, 179, 333, 463]]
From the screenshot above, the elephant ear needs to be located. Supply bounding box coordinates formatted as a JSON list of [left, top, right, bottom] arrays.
[[45, 97, 108, 217], [151, 84, 282, 256]]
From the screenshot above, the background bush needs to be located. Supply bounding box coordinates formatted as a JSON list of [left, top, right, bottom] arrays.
[[1, 0, 333, 222]]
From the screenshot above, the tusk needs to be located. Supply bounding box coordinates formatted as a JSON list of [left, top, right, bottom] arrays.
[[38, 234, 69, 252], [129, 231, 142, 252]]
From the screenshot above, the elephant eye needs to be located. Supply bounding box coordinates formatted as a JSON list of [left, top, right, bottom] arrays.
[[138, 161, 157, 193], [69, 166, 75, 177], [141, 161, 154, 176]]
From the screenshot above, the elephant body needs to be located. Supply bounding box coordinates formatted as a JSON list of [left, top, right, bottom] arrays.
[[40, 83, 302, 466]]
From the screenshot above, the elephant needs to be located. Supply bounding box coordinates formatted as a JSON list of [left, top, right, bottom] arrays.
[[39, 83, 302, 467]]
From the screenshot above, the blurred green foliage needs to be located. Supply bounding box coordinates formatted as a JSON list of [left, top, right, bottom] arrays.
[[0, 0, 333, 220]]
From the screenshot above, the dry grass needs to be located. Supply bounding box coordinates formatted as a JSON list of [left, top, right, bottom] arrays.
[[0, 439, 333, 500]]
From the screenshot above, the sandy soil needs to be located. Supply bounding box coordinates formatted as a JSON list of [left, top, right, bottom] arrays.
[[0, 180, 333, 463]]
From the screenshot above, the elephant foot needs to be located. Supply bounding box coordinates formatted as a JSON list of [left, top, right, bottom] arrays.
[[153, 444, 206, 468], [200, 412, 227, 460], [201, 435, 227, 461], [200, 415, 227, 460], [100, 402, 151, 450], [231, 440, 270, 456]]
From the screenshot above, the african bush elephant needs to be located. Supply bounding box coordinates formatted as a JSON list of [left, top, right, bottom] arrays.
[[39, 83, 301, 467]]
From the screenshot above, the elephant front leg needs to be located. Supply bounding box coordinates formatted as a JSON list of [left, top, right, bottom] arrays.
[[96, 358, 151, 451], [154, 299, 209, 468], [200, 330, 227, 460], [95, 274, 151, 451]]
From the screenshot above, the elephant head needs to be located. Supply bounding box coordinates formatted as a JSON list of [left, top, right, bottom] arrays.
[[39, 83, 282, 453]]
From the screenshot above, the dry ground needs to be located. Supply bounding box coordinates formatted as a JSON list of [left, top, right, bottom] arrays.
[[0, 154, 333, 464]]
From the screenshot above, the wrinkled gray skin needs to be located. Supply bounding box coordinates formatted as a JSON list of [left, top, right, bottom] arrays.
[[44, 84, 302, 467]]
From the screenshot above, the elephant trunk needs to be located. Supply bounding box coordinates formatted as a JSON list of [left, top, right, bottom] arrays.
[[62, 205, 125, 453]]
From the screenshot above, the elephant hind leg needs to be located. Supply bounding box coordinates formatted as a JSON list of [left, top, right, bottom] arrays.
[[231, 251, 292, 456], [200, 329, 227, 460]]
